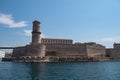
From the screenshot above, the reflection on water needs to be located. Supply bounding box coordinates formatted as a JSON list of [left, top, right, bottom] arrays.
[[26, 63, 45, 80], [0, 62, 120, 80]]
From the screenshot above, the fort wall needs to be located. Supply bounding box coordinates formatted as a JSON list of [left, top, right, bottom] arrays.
[[44, 44, 87, 57], [12, 41, 106, 58], [11, 20, 109, 62], [12, 46, 26, 57], [106, 43, 120, 58], [85, 42, 106, 57], [26, 44, 46, 57], [106, 48, 114, 57], [12, 44, 46, 58]]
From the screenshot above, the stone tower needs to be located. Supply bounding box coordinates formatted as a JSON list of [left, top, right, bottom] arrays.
[[32, 20, 41, 44]]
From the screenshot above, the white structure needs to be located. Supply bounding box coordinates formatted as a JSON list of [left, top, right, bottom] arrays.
[[0, 51, 5, 60]]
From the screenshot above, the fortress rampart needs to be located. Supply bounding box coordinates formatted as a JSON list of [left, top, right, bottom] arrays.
[[106, 43, 120, 58], [10, 20, 120, 62]]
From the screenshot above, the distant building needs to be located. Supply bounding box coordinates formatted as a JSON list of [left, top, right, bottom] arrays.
[[0, 51, 5, 60]]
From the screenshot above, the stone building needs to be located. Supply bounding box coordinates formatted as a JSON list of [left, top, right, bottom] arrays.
[[12, 20, 46, 58], [12, 20, 106, 59], [106, 43, 120, 58]]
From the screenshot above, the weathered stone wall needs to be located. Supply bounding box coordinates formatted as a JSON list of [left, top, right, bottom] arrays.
[[26, 44, 46, 57], [106, 48, 114, 57], [106, 48, 120, 57], [12, 46, 26, 57], [85, 43, 106, 57], [44, 44, 87, 57], [12, 42, 107, 58], [12, 44, 46, 57], [113, 49, 120, 57], [106, 43, 120, 58]]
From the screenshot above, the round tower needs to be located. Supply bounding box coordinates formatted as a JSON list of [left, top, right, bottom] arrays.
[[32, 20, 41, 44]]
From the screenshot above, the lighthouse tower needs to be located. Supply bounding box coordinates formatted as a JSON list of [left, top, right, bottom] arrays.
[[32, 20, 41, 44]]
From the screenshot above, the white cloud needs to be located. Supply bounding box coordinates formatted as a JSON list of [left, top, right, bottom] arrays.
[[24, 30, 31, 37], [0, 13, 28, 28], [100, 36, 120, 43], [94, 36, 120, 48], [100, 37, 115, 42], [24, 29, 47, 38], [41, 34, 47, 38]]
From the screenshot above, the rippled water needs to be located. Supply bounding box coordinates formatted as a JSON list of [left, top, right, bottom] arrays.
[[0, 62, 120, 80]]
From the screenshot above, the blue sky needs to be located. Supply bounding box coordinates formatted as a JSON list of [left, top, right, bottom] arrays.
[[0, 0, 120, 48]]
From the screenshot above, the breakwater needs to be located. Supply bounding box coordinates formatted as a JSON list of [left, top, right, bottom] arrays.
[[2, 56, 112, 62]]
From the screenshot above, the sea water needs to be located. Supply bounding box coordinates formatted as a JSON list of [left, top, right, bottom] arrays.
[[0, 62, 120, 80]]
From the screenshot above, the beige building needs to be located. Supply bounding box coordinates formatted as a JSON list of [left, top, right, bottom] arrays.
[[12, 20, 106, 59]]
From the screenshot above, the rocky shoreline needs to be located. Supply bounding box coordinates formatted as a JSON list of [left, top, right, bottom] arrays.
[[2, 56, 119, 62]]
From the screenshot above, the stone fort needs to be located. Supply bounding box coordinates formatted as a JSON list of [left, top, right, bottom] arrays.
[[11, 20, 120, 61]]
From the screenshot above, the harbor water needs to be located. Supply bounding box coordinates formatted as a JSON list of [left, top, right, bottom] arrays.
[[0, 62, 120, 80]]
